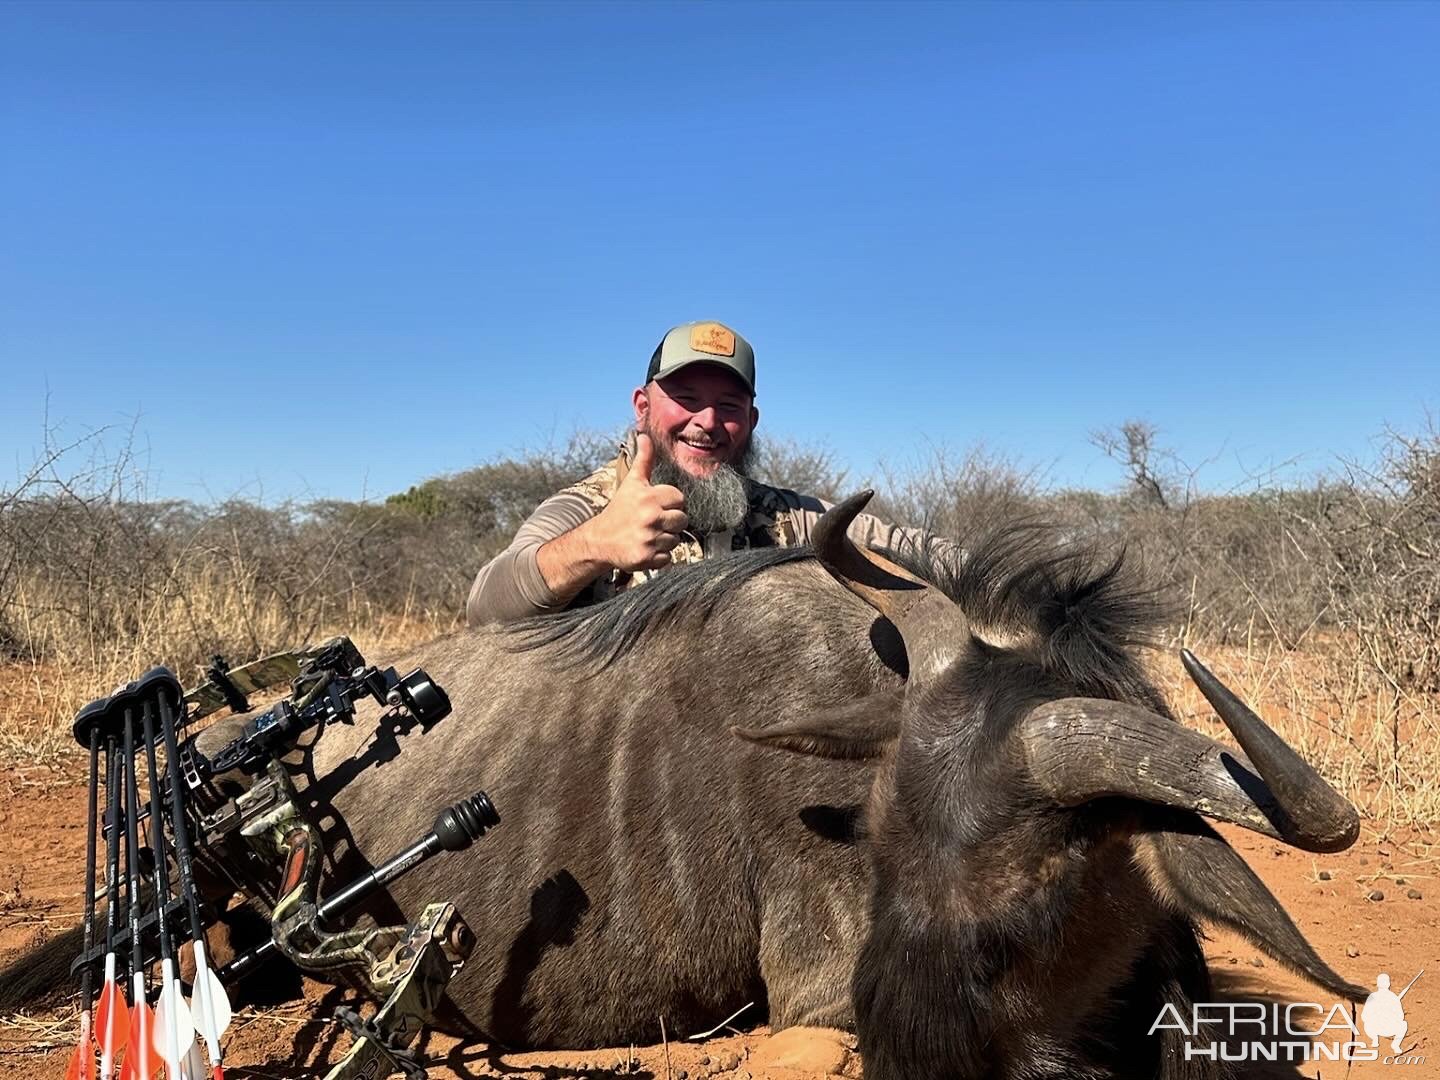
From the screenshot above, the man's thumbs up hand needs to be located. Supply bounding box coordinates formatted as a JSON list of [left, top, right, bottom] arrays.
[[630, 431, 656, 485], [592, 433, 689, 571]]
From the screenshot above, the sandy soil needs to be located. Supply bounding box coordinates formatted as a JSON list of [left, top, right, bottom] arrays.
[[1, 762, 1434, 1079]]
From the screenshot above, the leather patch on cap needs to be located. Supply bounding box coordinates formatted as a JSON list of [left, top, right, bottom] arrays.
[[689, 323, 736, 357]]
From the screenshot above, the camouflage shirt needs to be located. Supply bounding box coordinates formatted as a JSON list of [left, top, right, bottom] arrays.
[[466, 436, 943, 625]]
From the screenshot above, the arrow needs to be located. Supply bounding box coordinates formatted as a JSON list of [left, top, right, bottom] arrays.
[[67, 726, 101, 1080], [119, 708, 160, 1080], [96, 749, 129, 1080], [156, 690, 231, 1078], [139, 698, 190, 1079]]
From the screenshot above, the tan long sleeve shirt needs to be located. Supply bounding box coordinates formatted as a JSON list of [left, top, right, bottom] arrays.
[[466, 446, 945, 626]]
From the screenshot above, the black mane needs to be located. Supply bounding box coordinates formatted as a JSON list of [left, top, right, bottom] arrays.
[[503, 523, 1168, 686], [503, 546, 813, 668]]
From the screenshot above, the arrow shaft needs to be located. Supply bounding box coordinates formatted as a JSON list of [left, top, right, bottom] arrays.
[[139, 701, 176, 964], [140, 699, 191, 1078], [104, 742, 124, 958], [79, 727, 101, 1007], [98, 748, 128, 1080], [155, 694, 204, 942], [122, 710, 148, 1016], [156, 693, 229, 1069]]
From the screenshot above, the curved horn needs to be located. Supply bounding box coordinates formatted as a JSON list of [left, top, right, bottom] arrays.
[[812, 492, 967, 685], [1180, 649, 1358, 850], [1020, 696, 1357, 852]]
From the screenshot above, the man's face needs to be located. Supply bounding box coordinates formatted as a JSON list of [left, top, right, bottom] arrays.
[[632, 366, 759, 479]]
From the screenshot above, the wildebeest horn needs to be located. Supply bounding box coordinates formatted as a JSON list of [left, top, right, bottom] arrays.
[[1179, 649, 1357, 850], [1020, 671, 1358, 853], [812, 491, 967, 684]]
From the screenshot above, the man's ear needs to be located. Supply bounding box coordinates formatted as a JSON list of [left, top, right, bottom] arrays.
[[749, 403, 759, 431], [732, 688, 901, 760], [632, 385, 650, 425]]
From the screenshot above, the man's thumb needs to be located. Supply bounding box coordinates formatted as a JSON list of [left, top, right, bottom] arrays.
[[630, 432, 654, 484]]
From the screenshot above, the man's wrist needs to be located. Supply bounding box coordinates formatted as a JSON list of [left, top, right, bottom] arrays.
[[536, 519, 615, 603]]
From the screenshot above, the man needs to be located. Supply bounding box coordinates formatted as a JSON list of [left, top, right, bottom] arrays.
[[467, 320, 941, 625]]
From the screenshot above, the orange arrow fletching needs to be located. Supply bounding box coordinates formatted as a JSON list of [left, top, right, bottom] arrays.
[[95, 980, 129, 1063], [65, 1027, 94, 1080], [123, 1003, 159, 1080]]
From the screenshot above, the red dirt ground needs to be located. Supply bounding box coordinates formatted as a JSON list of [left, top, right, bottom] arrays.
[[1, 763, 1434, 1079]]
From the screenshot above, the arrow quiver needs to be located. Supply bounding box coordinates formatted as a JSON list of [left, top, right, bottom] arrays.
[[70, 637, 498, 1080]]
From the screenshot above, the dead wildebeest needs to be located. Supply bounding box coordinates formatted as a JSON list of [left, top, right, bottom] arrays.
[[738, 493, 1364, 1079], [2, 502, 1358, 1076]]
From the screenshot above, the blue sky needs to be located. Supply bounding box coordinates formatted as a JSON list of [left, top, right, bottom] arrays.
[[2, 1, 1436, 503]]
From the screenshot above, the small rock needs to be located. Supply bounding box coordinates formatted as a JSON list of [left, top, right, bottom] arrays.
[[1368, 889, 1385, 901], [1396, 876, 1407, 885], [1228, 956, 1239, 964], [698, 1056, 711, 1066], [1346, 945, 1361, 957], [751, 1027, 853, 1075], [715, 1051, 742, 1072], [1408, 888, 1423, 900], [1250, 957, 1265, 968], [1318, 870, 1332, 881], [676, 1070, 689, 1079]]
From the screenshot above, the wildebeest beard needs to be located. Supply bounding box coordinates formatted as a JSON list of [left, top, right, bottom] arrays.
[[641, 426, 759, 535]]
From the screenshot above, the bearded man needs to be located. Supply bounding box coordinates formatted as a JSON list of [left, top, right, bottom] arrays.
[[466, 320, 938, 625]]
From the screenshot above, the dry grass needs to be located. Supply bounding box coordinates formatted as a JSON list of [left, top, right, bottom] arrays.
[[1152, 633, 1440, 835], [0, 591, 452, 765], [3, 421, 1437, 828], [4, 600, 1437, 832]]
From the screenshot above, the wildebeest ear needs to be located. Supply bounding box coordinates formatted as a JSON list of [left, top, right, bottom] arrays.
[[731, 689, 901, 760], [1133, 819, 1366, 1001]]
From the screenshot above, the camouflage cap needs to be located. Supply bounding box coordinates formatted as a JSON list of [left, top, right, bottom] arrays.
[[646, 321, 756, 395]]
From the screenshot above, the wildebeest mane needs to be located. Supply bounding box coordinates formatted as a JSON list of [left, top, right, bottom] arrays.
[[913, 522, 1171, 709], [504, 546, 813, 669], [506, 522, 1169, 697]]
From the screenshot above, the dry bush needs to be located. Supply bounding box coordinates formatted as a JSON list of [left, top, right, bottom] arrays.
[[0, 429, 615, 758], [1304, 422, 1440, 692], [2, 419, 1437, 830], [869, 443, 1045, 537], [751, 436, 849, 501]]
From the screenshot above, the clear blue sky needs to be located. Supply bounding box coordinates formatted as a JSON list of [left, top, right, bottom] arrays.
[[2, 1, 1436, 502]]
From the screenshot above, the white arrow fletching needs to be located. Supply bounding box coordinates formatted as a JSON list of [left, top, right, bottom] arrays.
[[153, 960, 193, 1076], [188, 938, 232, 1059], [180, 1038, 206, 1080]]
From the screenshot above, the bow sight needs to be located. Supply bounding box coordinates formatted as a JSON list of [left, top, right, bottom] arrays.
[[196, 647, 450, 777], [66, 637, 497, 1080]]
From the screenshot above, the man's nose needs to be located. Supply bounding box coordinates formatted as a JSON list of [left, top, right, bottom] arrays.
[[689, 405, 720, 429]]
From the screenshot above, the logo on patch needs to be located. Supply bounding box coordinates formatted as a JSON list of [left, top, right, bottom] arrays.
[[689, 323, 736, 357]]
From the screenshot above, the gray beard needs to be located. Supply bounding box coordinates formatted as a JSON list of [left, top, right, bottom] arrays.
[[644, 430, 758, 535]]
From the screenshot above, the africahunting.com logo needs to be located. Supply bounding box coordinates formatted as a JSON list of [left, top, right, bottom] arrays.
[[1150, 970, 1425, 1065]]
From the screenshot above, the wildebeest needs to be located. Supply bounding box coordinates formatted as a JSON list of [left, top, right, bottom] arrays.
[[737, 494, 1362, 1078], [5, 499, 1359, 1077]]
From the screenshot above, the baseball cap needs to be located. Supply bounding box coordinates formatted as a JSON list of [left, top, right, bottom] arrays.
[[646, 321, 756, 395]]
